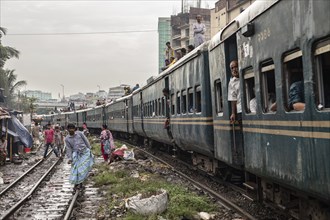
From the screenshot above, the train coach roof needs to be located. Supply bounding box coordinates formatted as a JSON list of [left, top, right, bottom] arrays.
[[75, 107, 93, 113], [139, 41, 210, 92], [110, 94, 133, 104], [209, 0, 279, 51]]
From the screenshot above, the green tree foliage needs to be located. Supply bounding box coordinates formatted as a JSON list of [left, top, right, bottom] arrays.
[[0, 27, 27, 108]]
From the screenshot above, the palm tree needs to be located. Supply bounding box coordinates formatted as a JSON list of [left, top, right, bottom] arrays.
[[0, 27, 20, 68], [0, 69, 27, 107], [0, 27, 25, 108]]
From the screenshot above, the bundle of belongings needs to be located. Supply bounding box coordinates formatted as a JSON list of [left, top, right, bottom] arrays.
[[109, 145, 134, 163]]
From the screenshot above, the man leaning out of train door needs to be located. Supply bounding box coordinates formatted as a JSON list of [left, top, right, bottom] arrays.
[[228, 60, 242, 122]]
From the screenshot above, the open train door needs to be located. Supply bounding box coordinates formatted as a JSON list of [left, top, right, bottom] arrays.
[[223, 22, 244, 167]]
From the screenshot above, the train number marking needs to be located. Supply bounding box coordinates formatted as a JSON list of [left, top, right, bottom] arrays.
[[257, 28, 271, 42]]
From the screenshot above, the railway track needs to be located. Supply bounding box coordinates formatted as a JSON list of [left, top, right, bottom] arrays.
[[114, 138, 291, 220], [141, 148, 258, 220], [0, 147, 79, 220]]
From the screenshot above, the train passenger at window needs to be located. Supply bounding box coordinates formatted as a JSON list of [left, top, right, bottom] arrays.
[[288, 80, 305, 111], [249, 87, 257, 113], [193, 15, 206, 47], [268, 93, 276, 112], [250, 97, 256, 113], [228, 60, 242, 122]]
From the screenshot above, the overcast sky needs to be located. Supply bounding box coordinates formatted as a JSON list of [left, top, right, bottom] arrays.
[[0, 0, 216, 99]]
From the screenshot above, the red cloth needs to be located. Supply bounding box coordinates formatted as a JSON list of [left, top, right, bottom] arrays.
[[44, 129, 54, 144], [101, 144, 109, 161], [112, 149, 125, 157]]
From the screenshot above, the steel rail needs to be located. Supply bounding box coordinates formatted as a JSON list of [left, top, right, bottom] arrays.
[[0, 155, 61, 220], [0, 149, 53, 196], [136, 147, 258, 220], [63, 189, 80, 220]]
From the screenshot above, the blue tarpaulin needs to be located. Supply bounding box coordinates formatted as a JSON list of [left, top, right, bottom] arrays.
[[10, 115, 33, 147]]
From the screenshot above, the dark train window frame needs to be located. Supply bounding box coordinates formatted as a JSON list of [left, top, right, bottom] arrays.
[[214, 79, 223, 116], [313, 37, 330, 111], [182, 89, 187, 114], [151, 101, 154, 117], [260, 59, 276, 113], [188, 87, 194, 114], [176, 91, 181, 115], [158, 98, 161, 116], [171, 92, 175, 116], [195, 85, 202, 113], [162, 97, 166, 116], [155, 99, 158, 116], [282, 49, 305, 112], [243, 67, 255, 114]]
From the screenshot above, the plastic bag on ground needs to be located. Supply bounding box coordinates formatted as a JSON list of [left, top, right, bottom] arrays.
[[125, 189, 168, 216], [123, 150, 135, 160]]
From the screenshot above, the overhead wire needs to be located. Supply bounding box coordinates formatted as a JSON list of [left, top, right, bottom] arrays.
[[6, 29, 158, 36]]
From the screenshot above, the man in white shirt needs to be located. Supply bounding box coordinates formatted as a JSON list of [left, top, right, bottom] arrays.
[[193, 15, 206, 47], [228, 60, 241, 122]]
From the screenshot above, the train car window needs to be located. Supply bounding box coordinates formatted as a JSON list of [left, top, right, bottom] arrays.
[[151, 101, 154, 117], [154, 100, 157, 116], [195, 86, 202, 113], [145, 103, 147, 117], [143, 104, 146, 117], [138, 104, 140, 116], [283, 49, 304, 112], [157, 99, 161, 116], [260, 60, 276, 113], [188, 88, 194, 113], [182, 90, 187, 114], [314, 37, 330, 110], [243, 68, 255, 114], [171, 93, 175, 115], [176, 92, 181, 114], [162, 97, 165, 116], [215, 79, 223, 115]]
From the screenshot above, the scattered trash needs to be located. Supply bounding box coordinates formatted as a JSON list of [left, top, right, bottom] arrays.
[[125, 189, 168, 215], [123, 150, 134, 160], [198, 212, 211, 220]]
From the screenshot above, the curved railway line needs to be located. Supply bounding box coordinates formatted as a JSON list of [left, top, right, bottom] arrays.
[[117, 138, 291, 220]]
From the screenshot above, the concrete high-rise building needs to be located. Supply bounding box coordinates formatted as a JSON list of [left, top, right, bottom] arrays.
[[211, 0, 255, 37], [158, 17, 171, 73], [170, 7, 211, 51]]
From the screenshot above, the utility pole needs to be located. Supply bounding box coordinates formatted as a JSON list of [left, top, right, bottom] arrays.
[[60, 84, 64, 101]]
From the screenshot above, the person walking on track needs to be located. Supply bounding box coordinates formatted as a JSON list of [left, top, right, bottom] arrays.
[[65, 123, 94, 190], [43, 124, 59, 159]]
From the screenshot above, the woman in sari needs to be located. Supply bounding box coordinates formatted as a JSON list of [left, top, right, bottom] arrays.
[[65, 124, 94, 190], [100, 124, 114, 162]]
